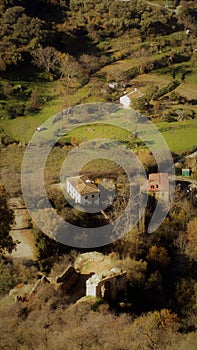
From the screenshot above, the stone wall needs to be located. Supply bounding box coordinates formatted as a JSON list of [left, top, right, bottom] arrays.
[[56, 265, 79, 291], [86, 269, 127, 302]]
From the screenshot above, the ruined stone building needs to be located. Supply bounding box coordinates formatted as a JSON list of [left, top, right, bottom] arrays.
[[86, 268, 127, 302], [15, 253, 127, 304]]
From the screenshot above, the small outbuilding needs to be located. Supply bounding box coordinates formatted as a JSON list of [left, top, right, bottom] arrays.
[[141, 172, 170, 201], [120, 88, 144, 108], [182, 168, 190, 177]]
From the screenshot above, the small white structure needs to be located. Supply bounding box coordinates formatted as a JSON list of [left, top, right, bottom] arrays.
[[120, 88, 144, 108], [36, 126, 47, 132], [86, 268, 127, 302], [120, 94, 131, 108], [66, 175, 100, 205], [108, 82, 118, 89]]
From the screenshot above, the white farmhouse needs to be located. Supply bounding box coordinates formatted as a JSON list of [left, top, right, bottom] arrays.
[[66, 175, 100, 206], [120, 88, 144, 108], [119, 94, 131, 108]]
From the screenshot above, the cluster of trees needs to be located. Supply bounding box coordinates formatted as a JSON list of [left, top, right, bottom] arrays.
[[17, 182, 197, 316], [0, 185, 15, 254], [0, 170, 197, 348], [0, 82, 46, 118], [0, 0, 197, 347], [0, 289, 196, 350], [131, 77, 197, 120], [0, 0, 196, 119], [0, 0, 196, 74]]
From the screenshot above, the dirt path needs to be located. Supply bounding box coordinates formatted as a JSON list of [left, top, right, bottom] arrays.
[[8, 198, 35, 260]]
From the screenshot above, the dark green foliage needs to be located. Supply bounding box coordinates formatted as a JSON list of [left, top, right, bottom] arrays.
[[0, 2, 197, 347], [0, 0, 194, 78], [69, 0, 144, 39], [155, 80, 180, 99], [0, 257, 38, 297], [0, 259, 19, 296], [128, 66, 141, 79], [0, 0, 195, 123], [33, 228, 69, 272], [0, 82, 45, 118], [144, 83, 159, 101], [5, 101, 25, 118], [25, 88, 43, 114], [0, 185, 15, 254], [132, 96, 152, 112], [0, 6, 46, 69]]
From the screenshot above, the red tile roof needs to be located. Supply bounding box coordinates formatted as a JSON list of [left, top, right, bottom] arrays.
[[148, 173, 169, 192]]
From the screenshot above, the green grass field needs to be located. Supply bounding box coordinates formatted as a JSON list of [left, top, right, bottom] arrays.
[[158, 120, 197, 154], [1, 97, 197, 154], [0, 43, 196, 153], [67, 119, 197, 154]]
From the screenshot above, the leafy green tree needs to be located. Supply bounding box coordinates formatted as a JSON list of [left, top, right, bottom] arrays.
[[33, 227, 69, 272], [144, 83, 159, 101], [146, 245, 171, 268], [140, 6, 171, 35], [0, 6, 45, 69], [26, 88, 43, 114], [69, 0, 144, 39], [13, 15, 45, 48], [132, 96, 151, 112], [0, 185, 15, 254]]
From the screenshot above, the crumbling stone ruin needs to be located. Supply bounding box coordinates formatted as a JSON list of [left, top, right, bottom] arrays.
[[14, 252, 127, 304], [86, 268, 127, 302], [55, 265, 79, 292]]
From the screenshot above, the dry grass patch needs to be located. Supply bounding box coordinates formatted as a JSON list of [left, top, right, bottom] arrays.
[[175, 83, 197, 101], [130, 73, 172, 92]]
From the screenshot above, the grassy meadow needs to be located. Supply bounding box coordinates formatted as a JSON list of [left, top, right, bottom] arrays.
[[0, 23, 196, 189], [1, 64, 197, 154]]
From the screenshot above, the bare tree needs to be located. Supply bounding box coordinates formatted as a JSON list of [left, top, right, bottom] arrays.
[[133, 47, 153, 73], [60, 53, 85, 92], [31, 46, 61, 75]]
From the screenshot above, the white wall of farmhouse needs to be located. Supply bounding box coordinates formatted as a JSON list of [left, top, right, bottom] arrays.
[[120, 94, 130, 108], [66, 180, 81, 203], [66, 179, 100, 205]]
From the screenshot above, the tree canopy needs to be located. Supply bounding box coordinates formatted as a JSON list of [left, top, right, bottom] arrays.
[[0, 185, 15, 254]]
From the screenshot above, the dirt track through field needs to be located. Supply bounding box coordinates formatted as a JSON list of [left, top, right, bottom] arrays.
[[8, 198, 35, 259]]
